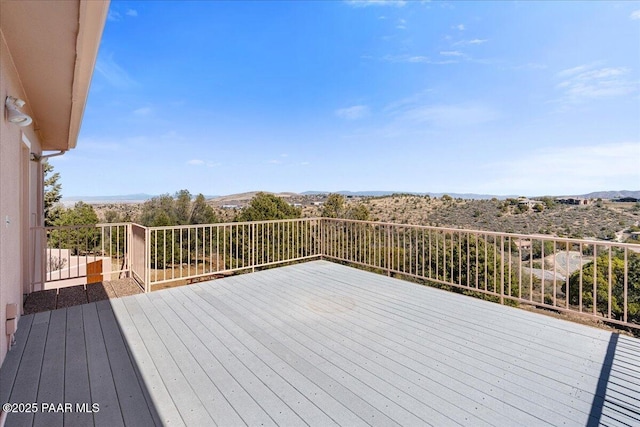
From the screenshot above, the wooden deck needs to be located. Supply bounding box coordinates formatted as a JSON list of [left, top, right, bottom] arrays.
[[1, 260, 639, 426]]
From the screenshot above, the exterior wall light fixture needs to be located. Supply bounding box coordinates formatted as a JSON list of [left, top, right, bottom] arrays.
[[4, 96, 33, 127]]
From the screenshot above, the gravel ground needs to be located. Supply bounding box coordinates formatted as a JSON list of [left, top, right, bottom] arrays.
[[23, 278, 143, 315]]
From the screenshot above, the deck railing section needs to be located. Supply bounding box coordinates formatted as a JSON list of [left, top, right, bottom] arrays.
[[321, 218, 640, 330], [147, 218, 320, 285], [31, 223, 132, 291], [32, 218, 639, 330]]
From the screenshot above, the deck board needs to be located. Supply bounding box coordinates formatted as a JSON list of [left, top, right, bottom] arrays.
[[0, 314, 33, 407], [82, 303, 124, 427], [63, 305, 93, 427], [34, 309, 66, 427], [7, 312, 49, 427], [2, 260, 639, 426]]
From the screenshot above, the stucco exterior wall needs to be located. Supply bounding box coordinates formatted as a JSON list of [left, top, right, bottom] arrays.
[[0, 30, 43, 364]]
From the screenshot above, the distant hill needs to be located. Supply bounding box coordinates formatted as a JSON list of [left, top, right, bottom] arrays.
[[576, 190, 640, 200], [63, 193, 218, 204], [305, 190, 640, 200], [209, 191, 297, 205], [302, 191, 515, 200], [63, 193, 156, 203]]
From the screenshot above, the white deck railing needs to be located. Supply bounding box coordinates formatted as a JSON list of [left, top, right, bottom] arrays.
[[31, 218, 640, 330]]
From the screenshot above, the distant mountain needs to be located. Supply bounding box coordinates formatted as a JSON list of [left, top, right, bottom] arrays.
[[305, 190, 640, 200], [209, 191, 297, 204], [63, 193, 155, 203], [576, 190, 640, 200], [302, 191, 515, 200], [63, 193, 219, 204], [302, 190, 409, 197]]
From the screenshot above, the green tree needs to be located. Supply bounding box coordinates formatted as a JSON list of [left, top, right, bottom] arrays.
[[43, 160, 62, 226], [139, 190, 217, 226], [55, 201, 99, 226], [563, 251, 640, 323], [190, 194, 217, 224], [321, 193, 370, 220], [175, 189, 192, 225], [526, 240, 556, 260], [104, 210, 122, 223], [236, 192, 302, 221], [50, 202, 100, 254], [322, 193, 345, 218], [348, 203, 370, 221], [138, 194, 178, 226], [138, 191, 219, 268]]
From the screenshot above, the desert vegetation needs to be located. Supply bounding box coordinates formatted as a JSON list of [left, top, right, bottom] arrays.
[[88, 192, 640, 242]]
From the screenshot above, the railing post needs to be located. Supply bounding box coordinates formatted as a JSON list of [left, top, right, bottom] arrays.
[[500, 235, 504, 305], [126, 223, 132, 279], [319, 218, 324, 259], [145, 227, 151, 293], [387, 225, 392, 277]]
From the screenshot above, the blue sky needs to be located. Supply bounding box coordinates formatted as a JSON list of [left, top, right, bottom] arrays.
[[53, 0, 640, 197]]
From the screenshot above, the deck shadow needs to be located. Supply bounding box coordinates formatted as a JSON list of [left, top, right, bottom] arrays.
[[1, 301, 163, 426], [587, 333, 619, 426]]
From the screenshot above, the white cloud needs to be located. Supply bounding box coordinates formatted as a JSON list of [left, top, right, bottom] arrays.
[[133, 107, 152, 116], [514, 62, 547, 70], [345, 0, 406, 7], [398, 104, 501, 127], [397, 18, 407, 29], [454, 39, 488, 46], [268, 159, 282, 164], [335, 105, 370, 120], [107, 10, 122, 21], [485, 142, 640, 194], [440, 51, 464, 57], [453, 24, 465, 31], [377, 54, 458, 65], [187, 159, 220, 167], [384, 99, 500, 127], [300, 161, 310, 166], [108, 8, 137, 21], [556, 64, 637, 103], [557, 64, 593, 78], [95, 54, 137, 88], [631, 10, 640, 20]]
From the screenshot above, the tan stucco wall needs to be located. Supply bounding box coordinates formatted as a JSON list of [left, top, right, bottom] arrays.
[[0, 30, 43, 364]]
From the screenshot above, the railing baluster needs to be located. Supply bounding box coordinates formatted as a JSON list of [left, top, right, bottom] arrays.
[[624, 247, 628, 324], [593, 245, 597, 316]]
